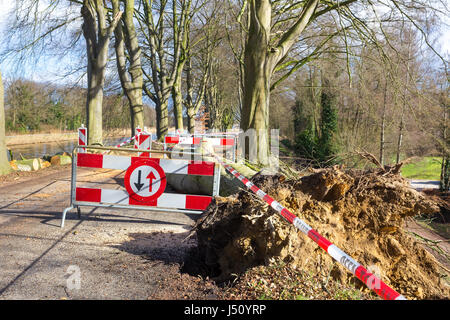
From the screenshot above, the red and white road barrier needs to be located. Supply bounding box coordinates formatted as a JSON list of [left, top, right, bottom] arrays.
[[213, 156, 407, 301], [61, 146, 221, 228], [78, 125, 87, 153]]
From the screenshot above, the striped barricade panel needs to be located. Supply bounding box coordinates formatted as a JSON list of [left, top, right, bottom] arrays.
[[75, 188, 212, 211], [76, 153, 215, 175], [134, 133, 152, 157], [78, 126, 87, 153]]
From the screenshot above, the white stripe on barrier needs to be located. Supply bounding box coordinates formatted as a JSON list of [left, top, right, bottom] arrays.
[[159, 158, 188, 175], [101, 189, 129, 205], [157, 193, 187, 209], [103, 155, 131, 170]]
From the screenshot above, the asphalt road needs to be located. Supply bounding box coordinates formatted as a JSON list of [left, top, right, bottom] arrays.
[[0, 166, 198, 299]]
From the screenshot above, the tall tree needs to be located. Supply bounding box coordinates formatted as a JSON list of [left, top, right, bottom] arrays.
[[112, 0, 144, 137], [0, 71, 11, 175], [140, 0, 191, 139], [241, 0, 322, 163], [81, 0, 122, 145]]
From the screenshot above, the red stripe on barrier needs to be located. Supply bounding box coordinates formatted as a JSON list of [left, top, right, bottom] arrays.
[[355, 266, 400, 300], [250, 185, 260, 193], [193, 137, 202, 144], [185, 195, 212, 210], [165, 136, 179, 144], [221, 138, 235, 146], [307, 229, 332, 251], [76, 187, 101, 203], [187, 161, 215, 176], [129, 197, 157, 207], [131, 156, 160, 165], [241, 177, 249, 184], [77, 153, 103, 168]]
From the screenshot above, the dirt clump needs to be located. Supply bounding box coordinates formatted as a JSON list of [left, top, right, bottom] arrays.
[[191, 168, 450, 299]]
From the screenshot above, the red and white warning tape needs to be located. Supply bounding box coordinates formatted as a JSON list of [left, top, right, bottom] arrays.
[[213, 156, 407, 301], [114, 133, 139, 148]]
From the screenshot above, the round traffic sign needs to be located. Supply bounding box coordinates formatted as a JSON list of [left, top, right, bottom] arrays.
[[124, 159, 167, 203]]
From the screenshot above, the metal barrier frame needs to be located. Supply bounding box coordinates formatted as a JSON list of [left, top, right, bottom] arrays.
[[61, 145, 221, 228]]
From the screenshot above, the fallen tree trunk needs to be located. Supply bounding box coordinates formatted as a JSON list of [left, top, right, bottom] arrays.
[[50, 155, 72, 166], [38, 158, 51, 169], [9, 158, 40, 171]]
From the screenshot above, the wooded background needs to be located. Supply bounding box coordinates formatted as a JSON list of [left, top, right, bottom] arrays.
[[0, 0, 448, 186]]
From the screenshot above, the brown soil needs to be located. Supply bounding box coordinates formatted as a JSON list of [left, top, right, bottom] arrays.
[[191, 168, 450, 300]]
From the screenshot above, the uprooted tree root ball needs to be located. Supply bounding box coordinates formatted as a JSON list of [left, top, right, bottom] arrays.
[[190, 168, 450, 300]]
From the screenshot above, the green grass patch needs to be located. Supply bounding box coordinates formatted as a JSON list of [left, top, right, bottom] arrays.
[[401, 157, 442, 180]]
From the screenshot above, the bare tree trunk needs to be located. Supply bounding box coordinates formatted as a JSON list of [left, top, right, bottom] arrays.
[[172, 72, 185, 131], [241, 0, 272, 164], [241, 0, 319, 164], [141, 0, 191, 140], [156, 100, 169, 138], [440, 96, 449, 191], [380, 75, 388, 166], [185, 53, 209, 134], [112, 0, 144, 137], [82, 0, 122, 145], [0, 71, 11, 175], [396, 45, 411, 164]]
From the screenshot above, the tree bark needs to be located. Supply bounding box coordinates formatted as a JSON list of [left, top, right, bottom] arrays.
[[172, 72, 185, 130], [156, 100, 169, 139], [0, 71, 11, 175]]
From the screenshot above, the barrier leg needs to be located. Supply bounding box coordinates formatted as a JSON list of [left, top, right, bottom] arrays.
[[61, 205, 74, 228], [77, 206, 81, 219]]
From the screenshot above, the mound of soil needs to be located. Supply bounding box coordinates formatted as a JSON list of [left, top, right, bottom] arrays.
[[191, 168, 450, 300]]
